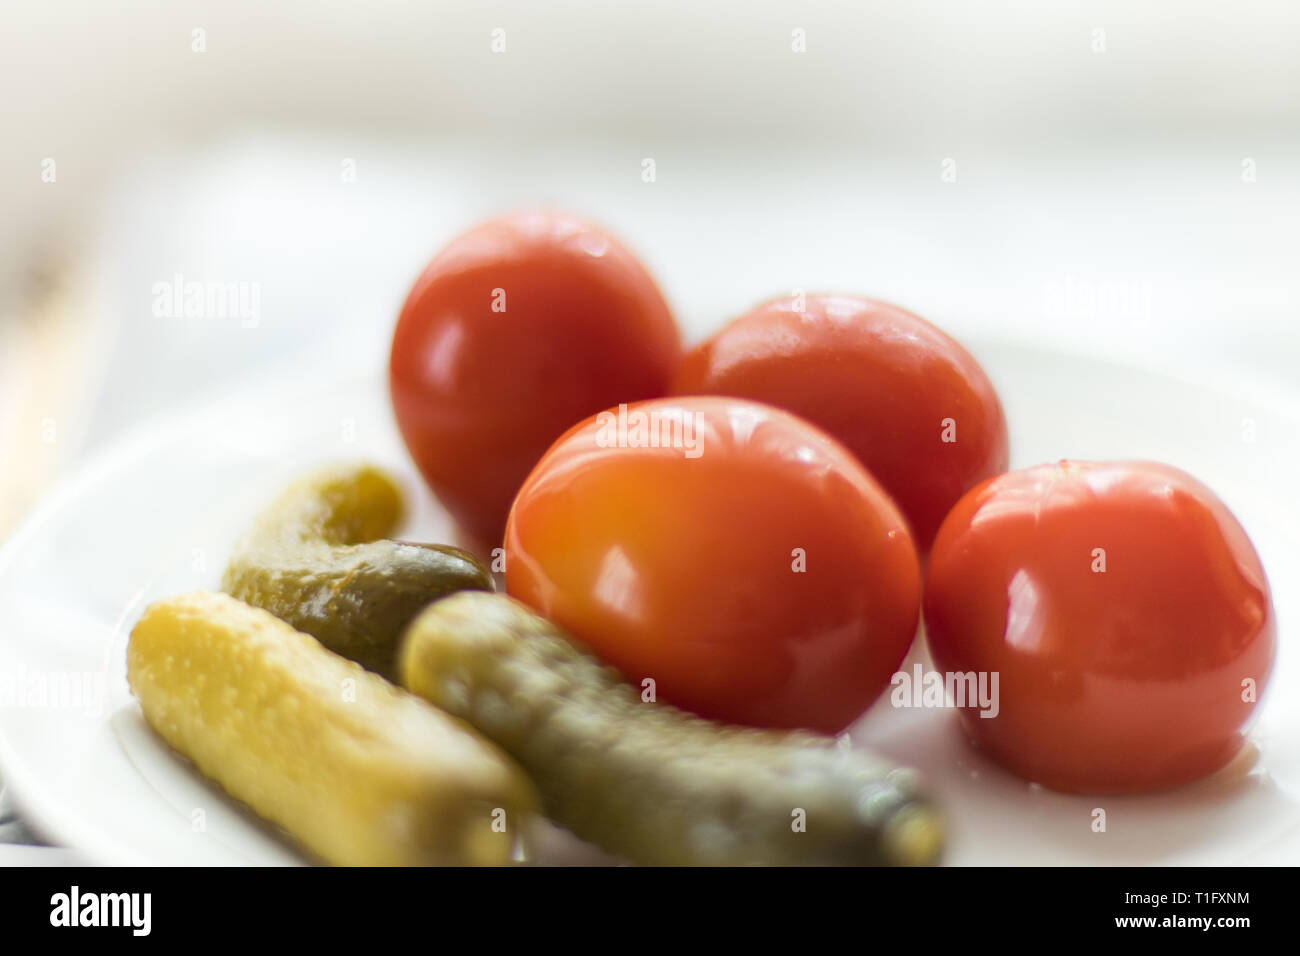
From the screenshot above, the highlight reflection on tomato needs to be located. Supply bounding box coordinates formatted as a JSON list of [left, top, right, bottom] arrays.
[[504, 397, 922, 733], [390, 210, 681, 547], [671, 294, 1009, 551], [924, 460, 1276, 794]]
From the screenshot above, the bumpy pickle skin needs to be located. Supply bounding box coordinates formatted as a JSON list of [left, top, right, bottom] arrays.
[[400, 592, 943, 866], [128, 591, 537, 866], [221, 464, 493, 680]]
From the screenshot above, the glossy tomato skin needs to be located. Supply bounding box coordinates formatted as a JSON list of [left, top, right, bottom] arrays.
[[671, 294, 1009, 551], [924, 460, 1276, 794], [390, 210, 681, 547], [505, 396, 921, 733]]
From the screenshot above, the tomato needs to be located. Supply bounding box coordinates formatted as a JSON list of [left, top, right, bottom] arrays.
[[390, 210, 681, 546], [671, 294, 1009, 551], [924, 460, 1276, 794], [504, 396, 921, 733]]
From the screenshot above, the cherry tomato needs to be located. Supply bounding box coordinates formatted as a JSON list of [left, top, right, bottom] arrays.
[[671, 294, 1009, 551], [390, 210, 681, 546], [924, 460, 1276, 794], [504, 396, 921, 733]]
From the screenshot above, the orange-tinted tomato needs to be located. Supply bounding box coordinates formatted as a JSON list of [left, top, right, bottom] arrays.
[[390, 210, 681, 546], [672, 294, 1009, 551], [924, 460, 1276, 794], [504, 396, 922, 733]]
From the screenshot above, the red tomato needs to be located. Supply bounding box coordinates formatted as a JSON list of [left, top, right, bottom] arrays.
[[671, 294, 1009, 551], [924, 460, 1276, 794], [390, 210, 681, 546], [505, 396, 922, 733]]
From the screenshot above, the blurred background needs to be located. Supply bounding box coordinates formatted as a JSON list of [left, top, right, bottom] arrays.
[[2, 0, 1299, 537]]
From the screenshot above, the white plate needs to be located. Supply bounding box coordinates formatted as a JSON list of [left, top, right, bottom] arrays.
[[1, 343, 1297, 865]]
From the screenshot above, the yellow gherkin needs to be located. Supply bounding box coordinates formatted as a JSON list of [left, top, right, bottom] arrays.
[[128, 590, 537, 866]]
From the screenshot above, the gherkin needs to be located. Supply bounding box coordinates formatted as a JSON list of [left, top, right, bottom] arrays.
[[222, 463, 493, 680], [400, 591, 943, 866], [129, 590, 538, 866]]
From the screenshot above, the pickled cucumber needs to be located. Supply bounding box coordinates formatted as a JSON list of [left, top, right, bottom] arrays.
[[399, 592, 943, 866], [222, 464, 492, 680], [128, 590, 537, 866]]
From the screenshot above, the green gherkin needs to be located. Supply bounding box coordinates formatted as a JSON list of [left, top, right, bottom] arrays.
[[400, 591, 944, 866], [222, 464, 493, 680]]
